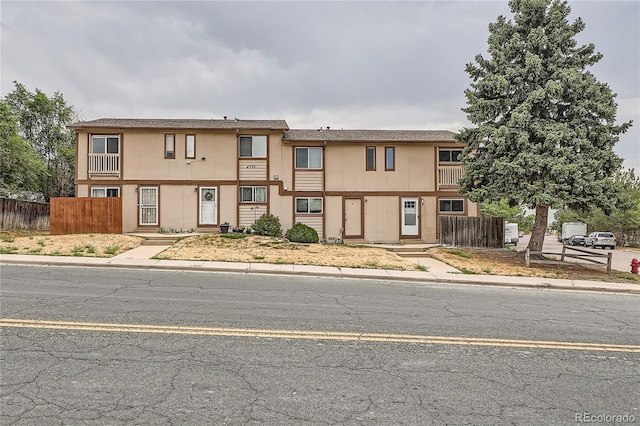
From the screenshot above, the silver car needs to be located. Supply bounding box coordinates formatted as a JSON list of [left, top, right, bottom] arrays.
[[585, 232, 616, 250]]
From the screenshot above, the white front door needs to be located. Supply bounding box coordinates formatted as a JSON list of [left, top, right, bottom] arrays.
[[139, 186, 158, 226], [199, 187, 218, 225], [401, 197, 419, 236]]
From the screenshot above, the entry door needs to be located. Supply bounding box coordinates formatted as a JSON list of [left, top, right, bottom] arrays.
[[139, 187, 158, 225], [344, 198, 362, 238], [401, 197, 419, 236], [199, 187, 218, 225]]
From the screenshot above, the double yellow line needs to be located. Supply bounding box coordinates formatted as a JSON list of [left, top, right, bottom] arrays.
[[2, 318, 639, 353]]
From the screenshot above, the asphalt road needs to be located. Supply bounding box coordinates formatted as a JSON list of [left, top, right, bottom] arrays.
[[1, 265, 639, 425]]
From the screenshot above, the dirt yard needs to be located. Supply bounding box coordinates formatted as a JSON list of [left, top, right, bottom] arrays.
[[1, 231, 638, 284]]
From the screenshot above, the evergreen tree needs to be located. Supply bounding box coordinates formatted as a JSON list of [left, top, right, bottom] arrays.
[[456, 0, 632, 252]]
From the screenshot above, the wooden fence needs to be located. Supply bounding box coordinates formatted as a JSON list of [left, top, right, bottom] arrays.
[[525, 245, 612, 273], [0, 197, 50, 230], [50, 197, 122, 235], [439, 216, 505, 248]]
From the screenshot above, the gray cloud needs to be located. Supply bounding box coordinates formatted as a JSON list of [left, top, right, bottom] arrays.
[[1, 1, 638, 170]]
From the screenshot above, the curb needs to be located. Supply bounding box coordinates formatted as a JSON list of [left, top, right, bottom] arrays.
[[2, 258, 638, 295]]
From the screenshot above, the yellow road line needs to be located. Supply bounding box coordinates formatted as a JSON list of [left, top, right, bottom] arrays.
[[2, 318, 639, 352]]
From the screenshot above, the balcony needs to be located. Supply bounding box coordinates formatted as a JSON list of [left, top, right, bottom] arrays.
[[89, 153, 120, 176], [438, 165, 462, 189]]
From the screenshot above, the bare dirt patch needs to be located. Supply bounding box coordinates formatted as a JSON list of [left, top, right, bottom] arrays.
[[0, 231, 142, 257], [428, 247, 640, 284], [155, 234, 417, 270]]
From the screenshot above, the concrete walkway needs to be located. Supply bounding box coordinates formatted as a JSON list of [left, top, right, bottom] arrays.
[[2, 244, 638, 294]]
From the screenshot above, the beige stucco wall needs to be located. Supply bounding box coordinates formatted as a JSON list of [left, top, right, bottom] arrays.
[[324, 144, 436, 191], [268, 137, 293, 191], [76, 132, 89, 180], [421, 196, 438, 243], [324, 196, 343, 240], [219, 185, 237, 226], [122, 184, 138, 233], [158, 185, 198, 231], [364, 196, 400, 242], [268, 187, 293, 231]]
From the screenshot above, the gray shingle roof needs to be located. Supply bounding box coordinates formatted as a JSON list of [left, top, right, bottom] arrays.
[[283, 129, 456, 142], [68, 118, 289, 131]]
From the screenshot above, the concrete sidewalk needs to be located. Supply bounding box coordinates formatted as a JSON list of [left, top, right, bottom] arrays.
[[2, 245, 639, 295]]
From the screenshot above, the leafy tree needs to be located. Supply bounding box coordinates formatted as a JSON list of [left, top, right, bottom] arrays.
[[480, 199, 535, 232], [3, 81, 77, 201], [0, 101, 47, 198], [455, 0, 632, 253]]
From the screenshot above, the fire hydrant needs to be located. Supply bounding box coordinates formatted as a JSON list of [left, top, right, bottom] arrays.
[[631, 258, 640, 274]]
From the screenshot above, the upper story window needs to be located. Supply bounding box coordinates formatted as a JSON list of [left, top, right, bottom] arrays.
[[366, 146, 376, 171], [91, 187, 119, 197], [91, 136, 119, 154], [439, 199, 464, 213], [296, 197, 323, 214], [239, 135, 267, 158], [439, 149, 463, 163], [185, 134, 196, 159], [385, 147, 395, 171], [165, 134, 175, 159], [295, 147, 322, 169], [239, 186, 267, 203]]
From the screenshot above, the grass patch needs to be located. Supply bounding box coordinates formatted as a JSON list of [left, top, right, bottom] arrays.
[[37, 239, 46, 246], [459, 267, 475, 274], [28, 248, 42, 254], [446, 249, 474, 259], [219, 233, 247, 240], [1, 235, 15, 243], [0, 246, 18, 254], [415, 264, 429, 272], [253, 255, 265, 260], [103, 245, 120, 255]]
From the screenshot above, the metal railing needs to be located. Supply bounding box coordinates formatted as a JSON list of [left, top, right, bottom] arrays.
[[89, 153, 120, 176]]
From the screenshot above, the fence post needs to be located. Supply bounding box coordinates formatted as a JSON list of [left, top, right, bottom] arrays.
[[525, 248, 530, 268], [607, 252, 612, 273], [561, 244, 566, 262]]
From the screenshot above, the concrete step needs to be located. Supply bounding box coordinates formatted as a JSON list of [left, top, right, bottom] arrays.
[[141, 239, 178, 246], [397, 252, 433, 258]]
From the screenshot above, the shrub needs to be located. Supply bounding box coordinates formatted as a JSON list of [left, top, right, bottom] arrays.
[[285, 223, 319, 243], [251, 214, 282, 237]]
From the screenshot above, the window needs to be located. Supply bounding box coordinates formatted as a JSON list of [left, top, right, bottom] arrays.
[[186, 134, 196, 159], [296, 197, 323, 214], [239, 186, 267, 203], [439, 149, 463, 163], [165, 134, 175, 159], [239, 135, 267, 158], [366, 146, 376, 171], [91, 187, 119, 197], [439, 199, 464, 213], [385, 147, 395, 171], [91, 136, 119, 154], [295, 147, 322, 169]]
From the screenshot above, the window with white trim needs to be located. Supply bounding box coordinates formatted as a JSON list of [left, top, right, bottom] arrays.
[[91, 187, 120, 197], [296, 197, 323, 214], [91, 136, 119, 154], [239, 186, 267, 203], [439, 149, 463, 163], [439, 199, 464, 213], [239, 135, 267, 158], [295, 147, 322, 169]]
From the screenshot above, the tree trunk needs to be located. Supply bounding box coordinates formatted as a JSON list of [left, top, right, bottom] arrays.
[[527, 204, 549, 253]]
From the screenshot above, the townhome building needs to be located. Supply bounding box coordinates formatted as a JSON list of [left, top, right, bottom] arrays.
[[70, 118, 478, 243]]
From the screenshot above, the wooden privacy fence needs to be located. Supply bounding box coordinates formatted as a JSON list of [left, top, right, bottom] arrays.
[[50, 197, 122, 235], [439, 216, 505, 248], [0, 197, 50, 230]]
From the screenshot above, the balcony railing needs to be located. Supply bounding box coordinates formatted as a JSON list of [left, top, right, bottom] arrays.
[[438, 165, 463, 189], [89, 153, 120, 176]]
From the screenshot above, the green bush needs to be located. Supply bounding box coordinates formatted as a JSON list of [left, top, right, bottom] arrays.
[[251, 214, 282, 237], [285, 223, 319, 243]]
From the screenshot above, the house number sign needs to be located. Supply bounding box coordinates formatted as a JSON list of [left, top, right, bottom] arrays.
[[246, 164, 256, 169]]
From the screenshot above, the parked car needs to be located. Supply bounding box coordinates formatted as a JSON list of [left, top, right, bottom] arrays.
[[568, 235, 586, 246], [585, 232, 616, 250]]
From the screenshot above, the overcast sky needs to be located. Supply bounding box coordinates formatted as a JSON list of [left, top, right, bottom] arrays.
[[2, 1, 638, 171]]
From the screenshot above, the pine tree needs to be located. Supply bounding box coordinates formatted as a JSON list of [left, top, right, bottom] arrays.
[[456, 0, 632, 252]]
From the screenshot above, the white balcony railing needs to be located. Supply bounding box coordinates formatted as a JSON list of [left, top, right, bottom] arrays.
[[438, 165, 463, 189], [89, 153, 120, 176]]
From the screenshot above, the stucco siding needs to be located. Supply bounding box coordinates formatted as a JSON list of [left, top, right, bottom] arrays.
[[363, 196, 400, 243], [324, 196, 343, 240]]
